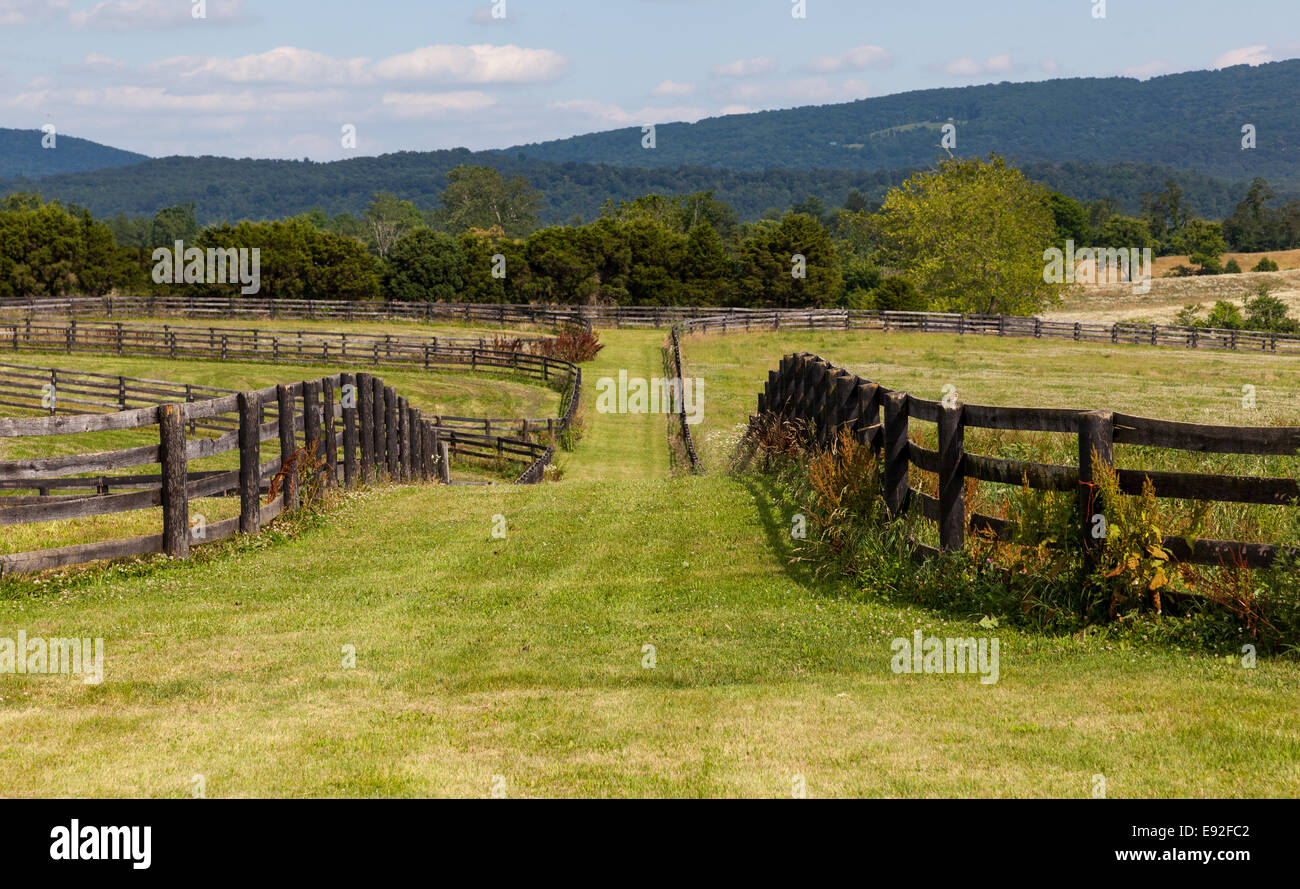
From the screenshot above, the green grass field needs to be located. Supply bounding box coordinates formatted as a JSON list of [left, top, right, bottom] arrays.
[[1, 328, 1297, 798]]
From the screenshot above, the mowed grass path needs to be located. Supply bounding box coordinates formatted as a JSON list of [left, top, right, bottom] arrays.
[[566, 329, 670, 481], [1, 329, 1297, 797], [3, 478, 1297, 797]]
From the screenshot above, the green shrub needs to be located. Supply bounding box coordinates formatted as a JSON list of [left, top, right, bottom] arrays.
[[870, 277, 927, 312], [1204, 300, 1243, 329], [384, 229, 465, 302]]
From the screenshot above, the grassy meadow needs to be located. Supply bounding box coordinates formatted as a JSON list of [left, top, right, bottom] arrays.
[[0, 327, 1297, 797]]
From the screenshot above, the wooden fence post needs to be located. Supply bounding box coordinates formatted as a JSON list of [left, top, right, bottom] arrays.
[[438, 440, 451, 484], [810, 361, 833, 445], [854, 382, 881, 451], [1078, 410, 1115, 569], [372, 376, 387, 478], [938, 403, 966, 552], [356, 372, 374, 483], [883, 392, 910, 519], [159, 403, 190, 558], [384, 386, 400, 480], [831, 371, 857, 446], [397, 396, 410, 482], [411, 410, 425, 481], [303, 380, 322, 479], [422, 423, 436, 480], [237, 391, 261, 535], [322, 377, 338, 487], [277, 384, 298, 511], [342, 372, 359, 489]]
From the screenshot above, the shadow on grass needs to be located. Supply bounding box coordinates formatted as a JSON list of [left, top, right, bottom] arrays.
[[733, 469, 840, 597]]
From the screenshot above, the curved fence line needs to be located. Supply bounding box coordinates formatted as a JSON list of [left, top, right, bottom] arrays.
[[752, 352, 1299, 569], [0, 319, 576, 383], [0, 296, 593, 334], [0, 360, 560, 484], [5, 297, 1300, 353], [0, 319, 584, 468], [677, 309, 1300, 354], [0, 361, 564, 575]]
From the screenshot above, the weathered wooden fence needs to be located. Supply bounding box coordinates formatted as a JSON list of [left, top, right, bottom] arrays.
[[0, 319, 577, 383], [8, 297, 1299, 353], [676, 309, 1300, 353], [0, 317, 583, 473], [0, 296, 592, 334], [754, 352, 1300, 568], [0, 365, 562, 575]]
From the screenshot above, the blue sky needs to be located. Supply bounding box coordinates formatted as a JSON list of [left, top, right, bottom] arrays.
[[1, 0, 1296, 159]]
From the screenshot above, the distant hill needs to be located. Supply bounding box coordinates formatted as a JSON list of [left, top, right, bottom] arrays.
[[0, 150, 1269, 226], [7, 60, 1299, 225], [499, 61, 1300, 187], [0, 128, 150, 179]]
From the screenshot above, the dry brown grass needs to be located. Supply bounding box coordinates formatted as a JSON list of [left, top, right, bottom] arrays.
[[1047, 268, 1300, 324]]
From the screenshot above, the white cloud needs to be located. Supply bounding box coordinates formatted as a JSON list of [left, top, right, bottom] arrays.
[[0, 0, 69, 26], [985, 53, 1013, 74], [1039, 59, 1060, 74], [69, 0, 251, 29], [371, 44, 566, 84], [1212, 45, 1275, 68], [150, 47, 370, 85], [0, 86, 346, 114], [74, 53, 128, 74], [936, 54, 1017, 77], [1120, 60, 1170, 79], [381, 91, 497, 118], [651, 79, 695, 97], [710, 56, 779, 78], [804, 45, 892, 74]]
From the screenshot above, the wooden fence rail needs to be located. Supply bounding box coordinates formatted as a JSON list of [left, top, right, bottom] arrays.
[[0, 360, 571, 447], [0, 296, 593, 334], [0, 346, 583, 574], [0, 319, 577, 383], [674, 309, 1300, 353], [753, 352, 1300, 569], [9, 296, 1300, 353]]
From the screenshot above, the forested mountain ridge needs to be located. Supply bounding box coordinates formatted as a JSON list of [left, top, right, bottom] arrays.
[[0, 128, 150, 179], [4, 61, 1298, 224], [500, 61, 1300, 185], [0, 150, 1275, 226]]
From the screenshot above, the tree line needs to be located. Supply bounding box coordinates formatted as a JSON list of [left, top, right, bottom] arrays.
[[1, 158, 1294, 315]]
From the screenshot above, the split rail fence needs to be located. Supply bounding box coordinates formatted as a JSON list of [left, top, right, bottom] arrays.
[[755, 352, 1300, 569], [0, 319, 576, 383], [0, 366, 558, 576], [0, 296, 592, 334], [6, 297, 1299, 355]]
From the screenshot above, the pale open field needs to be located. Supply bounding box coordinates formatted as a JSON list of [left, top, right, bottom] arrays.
[[1047, 268, 1300, 324]]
